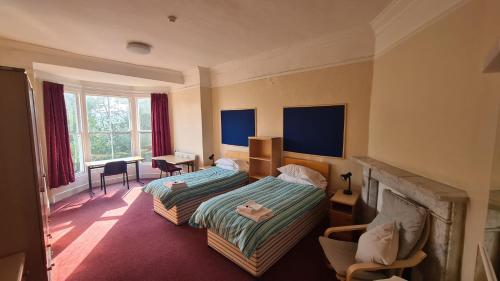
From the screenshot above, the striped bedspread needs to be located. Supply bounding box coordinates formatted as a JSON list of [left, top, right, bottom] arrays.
[[142, 167, 248, 209], [189, 176, 326, 257]]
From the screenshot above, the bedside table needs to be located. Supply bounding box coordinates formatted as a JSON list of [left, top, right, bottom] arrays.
[[329, 190, 360, 241]]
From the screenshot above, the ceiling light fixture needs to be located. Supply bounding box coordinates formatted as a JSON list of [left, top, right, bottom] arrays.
[[167, 15, 177, 23], [126, 41, 152, 55]]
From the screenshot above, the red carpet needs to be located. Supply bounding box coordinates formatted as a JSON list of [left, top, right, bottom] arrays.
[[49, 180, 336, 281]]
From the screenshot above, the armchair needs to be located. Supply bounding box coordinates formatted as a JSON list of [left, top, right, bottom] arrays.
[[319, 190, 430, 281]]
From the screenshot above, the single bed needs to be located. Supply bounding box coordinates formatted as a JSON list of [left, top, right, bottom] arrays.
[[189, 157, 329, 277], [143, 151, 249, 225]]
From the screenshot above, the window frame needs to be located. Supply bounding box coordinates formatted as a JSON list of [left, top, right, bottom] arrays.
[[85, 94, 134, 161], [63, 88, 85, 174], [136, 97, 152, 161], [64, 87, 151, 167]]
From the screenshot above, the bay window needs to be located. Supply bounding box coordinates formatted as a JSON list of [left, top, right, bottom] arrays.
[[62, 89, 152, 174]]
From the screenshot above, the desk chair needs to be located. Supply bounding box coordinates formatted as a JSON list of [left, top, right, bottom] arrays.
[[100, 161, 129, 194], [157, 160, 182, 178], [319, 190, 430, 281]]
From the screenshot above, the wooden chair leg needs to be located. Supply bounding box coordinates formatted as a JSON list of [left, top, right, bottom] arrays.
[[122, 173, 125, 186], [125, 172, 129, 190], [160, 171, 162, 178], [100, 174, 103, 190]]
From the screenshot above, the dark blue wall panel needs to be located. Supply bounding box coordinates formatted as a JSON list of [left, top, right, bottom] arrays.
[[221, 109, 255, 146], [283, 105, 345, 157]]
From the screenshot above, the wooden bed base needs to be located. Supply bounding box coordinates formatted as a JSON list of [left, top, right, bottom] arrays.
[[153, 183, 246, 225], [207, 199, 328, 277]]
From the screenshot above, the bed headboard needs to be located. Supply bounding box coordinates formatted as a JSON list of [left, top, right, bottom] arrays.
[[283, 157, 330, 179], [223, 150, 249, 161]]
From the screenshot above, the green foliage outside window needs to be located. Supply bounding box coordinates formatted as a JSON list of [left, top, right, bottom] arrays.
[[86, 96, 132, 161], [137, 98, 152, 161], [64, 93, 82, 173]]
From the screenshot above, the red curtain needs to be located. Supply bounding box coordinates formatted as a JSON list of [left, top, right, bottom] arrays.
[[43, 81, 75, 188], [151, 93, 172, 168]]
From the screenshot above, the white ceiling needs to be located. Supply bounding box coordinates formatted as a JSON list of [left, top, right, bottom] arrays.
[[0, 0, 391, 73]]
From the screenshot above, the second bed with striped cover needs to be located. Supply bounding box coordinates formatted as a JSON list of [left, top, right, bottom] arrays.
[[189, 176, 326, 257], [142, 167, 248, 209]]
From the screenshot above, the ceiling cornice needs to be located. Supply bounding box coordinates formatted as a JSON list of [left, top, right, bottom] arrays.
[[34, 70, 170, 94], [0, 37, 184, 84], [209, 26, 375, 88], [371, 0, 471, 57]]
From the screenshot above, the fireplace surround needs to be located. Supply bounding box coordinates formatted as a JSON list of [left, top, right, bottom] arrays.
[[352, 156, 468, 281]]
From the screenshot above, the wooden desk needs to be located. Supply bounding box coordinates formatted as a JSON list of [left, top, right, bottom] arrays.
[[85, 156, 144, 197], [152, 155, 196, 172], [0, 252, 25, 281]]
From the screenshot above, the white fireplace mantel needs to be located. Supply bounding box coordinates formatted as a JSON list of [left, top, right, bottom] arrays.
[[352, 156, 468, 281]]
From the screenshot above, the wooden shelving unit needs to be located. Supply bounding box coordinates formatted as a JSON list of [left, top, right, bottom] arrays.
[[248, 137, 282, 182]]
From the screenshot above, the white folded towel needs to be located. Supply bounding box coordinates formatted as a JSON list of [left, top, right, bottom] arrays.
[[236, 204, 273, 222], [238, 200, 263, 213], [164, 181, 187, 191]]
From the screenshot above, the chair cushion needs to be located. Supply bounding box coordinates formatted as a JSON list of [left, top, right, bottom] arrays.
[[318, 237, 388, 280], [355, 222, 399, 265], [368, 190, 428, 259]]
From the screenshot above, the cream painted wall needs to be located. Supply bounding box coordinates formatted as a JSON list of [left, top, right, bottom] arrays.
[[170, 87, 208, 167], [211, 61, 373, 195], [368, 0, 500, 279], [200, 87, 215, 163], [170, 86, 214, 167]]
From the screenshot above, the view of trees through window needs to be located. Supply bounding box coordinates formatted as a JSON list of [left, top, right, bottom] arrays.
[[137, 98, 152, 161], [63, 92, 152, 170], [86, 96, 132, 161], [64, 93, 83, 173]]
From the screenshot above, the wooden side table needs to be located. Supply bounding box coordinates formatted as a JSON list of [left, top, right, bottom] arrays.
[[329, 190, 360, 241]]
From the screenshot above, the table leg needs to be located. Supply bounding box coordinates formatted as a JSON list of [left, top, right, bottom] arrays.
[[88, 167, 95, 197], [136, 161, 144, 185]]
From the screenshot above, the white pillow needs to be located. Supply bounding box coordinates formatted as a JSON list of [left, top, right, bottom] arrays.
[[215, 158, 249, 172], [355, 222, 399, 265], [277, 164, 327, 189], [277, 173, 315, 186]]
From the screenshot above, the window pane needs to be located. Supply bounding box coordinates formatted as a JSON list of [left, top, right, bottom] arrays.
[[64, 93, 83, 173], [112, 133, 132, 159], [86, 96, 111, 132], [90, 133, 112, 161], [109, 97, 130, 132], [69, 133, 82, 173], [139, 132, 152, 161], [137, 98, 151, 131], [64, 93, 78, 134]]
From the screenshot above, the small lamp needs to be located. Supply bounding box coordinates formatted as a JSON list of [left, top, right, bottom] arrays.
[[209, 154, 215, 166], [340, 172, 352, 195]]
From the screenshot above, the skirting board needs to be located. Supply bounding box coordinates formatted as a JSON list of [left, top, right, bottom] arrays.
[[207, 199, 328, 277], [153, 182, 247, 225]]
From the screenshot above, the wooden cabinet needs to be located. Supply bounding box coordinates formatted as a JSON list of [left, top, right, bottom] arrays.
[[0, 67, 51, 281], [248, 137, 282, 182], [329, 191, 360, 241]]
